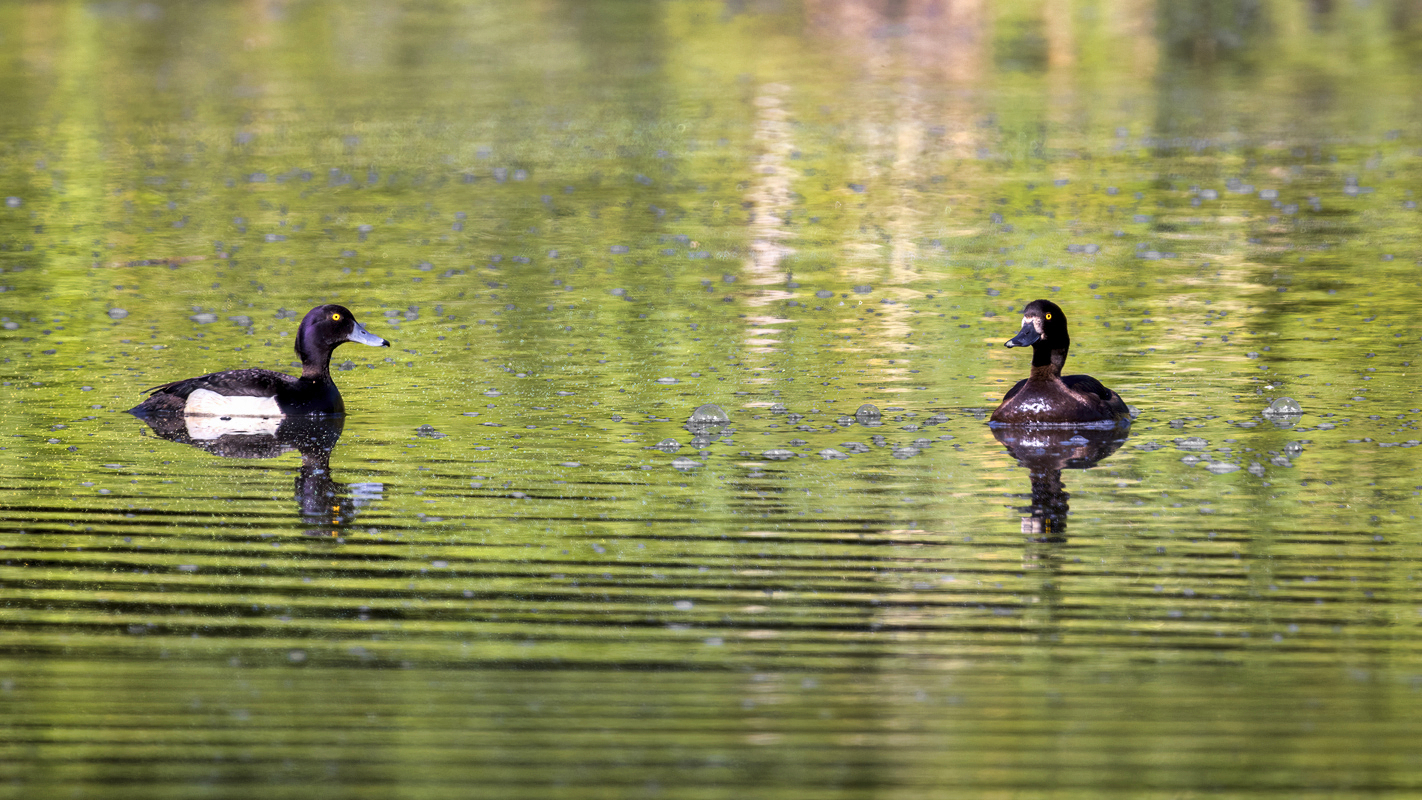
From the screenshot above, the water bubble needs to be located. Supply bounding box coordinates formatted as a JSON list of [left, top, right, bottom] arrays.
[[762, 449, 795, 460], [107, 308, 129, 320], [1264, 397, 1302, 428], [655, 438, 681, 452], [1206, 462, 1240, 474], [689, 404, 728, 424], [819, 449, 849, 460], [1175, 437, 1208, 450], [190, 313, 217, 324], [1264, 397, 1302, 416], [671, 457, 702, 471], [841, 442, 870, 454], [688, 403, 729, 435], [855, 403, 881, 421]]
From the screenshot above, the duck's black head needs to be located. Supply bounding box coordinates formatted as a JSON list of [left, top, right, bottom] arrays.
[[1004, 299, 1069, 369], [1004, 299, 1068, 348], [296, 304, 390, 377]]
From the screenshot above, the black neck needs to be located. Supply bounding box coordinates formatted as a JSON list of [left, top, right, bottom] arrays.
[[296, 337, 331, 379], [1031, 340, 1069, 375], [300, 357, 331, 380]]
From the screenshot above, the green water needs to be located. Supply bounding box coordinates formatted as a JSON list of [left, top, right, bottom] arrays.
[[2, 1, 1422, 797]]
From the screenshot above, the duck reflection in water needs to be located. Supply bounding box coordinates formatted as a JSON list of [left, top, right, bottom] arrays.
[[991, 424, 1130, 542], [130, 414, 378, 537]]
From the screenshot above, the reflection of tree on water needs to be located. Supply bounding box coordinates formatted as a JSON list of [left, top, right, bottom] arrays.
[[991, 423, 1130, 542], [130, 414, 379, 537]]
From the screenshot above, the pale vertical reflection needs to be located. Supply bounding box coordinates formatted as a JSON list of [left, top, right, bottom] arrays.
[[239, 0, 287, 52], [741, 83, 796, 368], [1044, 0, 1076, 136], [744, 83, 797, 289], [19, 3, 62, 75], [1045, 1, 1076, 71], [804, 1, 988, 373], [1114, 0, 1157, 79]]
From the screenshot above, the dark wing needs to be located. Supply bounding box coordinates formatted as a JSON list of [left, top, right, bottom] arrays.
[[1000, 378, 1028, 403], [142, 368, 297, 399], [1063, 374, 1129, 413]]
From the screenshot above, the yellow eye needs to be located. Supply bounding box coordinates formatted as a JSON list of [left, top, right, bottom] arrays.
[[1045, 312, 1052, 319], [332, 312, 342, 321]]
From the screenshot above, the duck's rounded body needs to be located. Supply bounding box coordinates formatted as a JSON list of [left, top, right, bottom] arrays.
[[129, 304, 389, 418], [989, 299, 1129, 425]]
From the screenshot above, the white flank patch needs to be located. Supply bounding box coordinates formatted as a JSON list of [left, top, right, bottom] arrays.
[[185, 415, 280, 441], [185, 388, 281, 418]]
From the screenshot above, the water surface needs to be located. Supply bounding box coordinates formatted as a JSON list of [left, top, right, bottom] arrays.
[[2, 1, 1421, 797]]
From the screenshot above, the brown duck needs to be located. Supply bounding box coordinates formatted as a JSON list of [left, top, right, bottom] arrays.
[[990, 299, 1130, 425]]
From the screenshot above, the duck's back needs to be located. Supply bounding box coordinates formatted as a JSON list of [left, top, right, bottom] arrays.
[[1062, 374, 1129, 417], [130, 368, 339, 417]]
